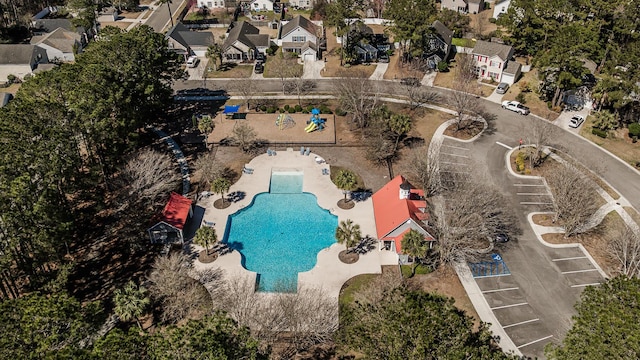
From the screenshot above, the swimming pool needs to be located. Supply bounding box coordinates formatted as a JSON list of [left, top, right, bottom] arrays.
[[223, 171, 337, 292]]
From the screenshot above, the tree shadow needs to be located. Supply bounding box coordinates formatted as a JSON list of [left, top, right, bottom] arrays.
[[350, 189, 373, 202], [353, 236, 377, 255], [218, 62, 237, 71], [403, 136, 425, 148], [478, 109, 497, 135]]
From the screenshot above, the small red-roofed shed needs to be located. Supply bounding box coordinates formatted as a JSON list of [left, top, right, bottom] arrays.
[[372, 175, 435, 257], [147, 192, 193, 244]]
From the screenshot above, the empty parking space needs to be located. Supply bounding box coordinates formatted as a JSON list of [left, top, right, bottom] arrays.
[[513, 182, 554, 211], [484, 289, 528, 309], [563, 271, 605, 287], [554, 258, 598, 273], [439, 140, 472, 174], [549, 250, 605, 287], [475, 274, 519, 291]]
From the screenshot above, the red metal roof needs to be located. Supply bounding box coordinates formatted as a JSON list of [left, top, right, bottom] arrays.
[[161, 192, 192, 230], [372, 175, 432, 253]]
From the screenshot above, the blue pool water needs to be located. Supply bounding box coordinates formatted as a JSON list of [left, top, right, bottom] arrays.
[[223, 171, 337, 292]]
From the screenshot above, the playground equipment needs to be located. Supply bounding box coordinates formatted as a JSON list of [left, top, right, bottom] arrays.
[[275, 113, 295, 130], [304, 108, 326, 133]]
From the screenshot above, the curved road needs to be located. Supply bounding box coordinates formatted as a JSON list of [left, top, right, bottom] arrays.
[[174, 78, 640, 358]]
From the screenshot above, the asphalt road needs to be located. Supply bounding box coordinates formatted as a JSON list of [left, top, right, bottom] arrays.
[[145, 0, 187, 33]]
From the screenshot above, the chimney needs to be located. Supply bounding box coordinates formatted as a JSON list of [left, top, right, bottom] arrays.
[[399, 178, 411, 199]]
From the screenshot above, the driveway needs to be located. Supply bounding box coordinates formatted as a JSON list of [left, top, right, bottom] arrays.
[[302, 58, 325, 79], [553, 109, 590, 132], [369, 63, 388, 80]]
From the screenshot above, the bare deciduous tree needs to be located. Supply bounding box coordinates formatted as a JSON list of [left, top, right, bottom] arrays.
[[406, 86, 441, 111], [333, 70, 380, 129], [545, 163, 600, 237], [286, 78, 317, 106], [118, 149, 180, 210], [448, 54, 481, 130], [271, 53, 303, 93], [193, 151, 222, 190], [430, 174, 518, 265], [147, 252, 216, 323], [229, 79, 261, 110], [404, 139, 442, 197], [607, 223, 640, 278], [524, 119, 557, 167], [232, 123, 257, 152]]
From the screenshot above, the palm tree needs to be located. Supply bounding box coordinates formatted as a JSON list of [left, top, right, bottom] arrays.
[[401, 229, 428, 276], [335, 219, 362, 253], [113, 281, 150, 330], [158, 0, 174, 28], [212, 177, 231, 205], [334, 170, 358, 202], [388, 113, 412, 153], [206, 43, 222, 71], [194, 226, 218, 255]]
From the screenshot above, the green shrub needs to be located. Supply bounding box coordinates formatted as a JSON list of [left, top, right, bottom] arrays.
[[266, 44, 279, 56], [437, 61, 449, 72], [489, 17, 497, 23], [515, 92, 526, 104], [266, 107, 277, 113], [305, 105, 314, 112], [319, 105, 332, 114], [515, 152, 526, 173], [283, 104, 290, 112], [294, 104, 303, 112], [6, 74, 17, 84], [279, 108, 285, 113], [259, 105, 267, 112], [592, 128, 608, 138], [628, 123, 640, 138], [335, 108, 348, 116]]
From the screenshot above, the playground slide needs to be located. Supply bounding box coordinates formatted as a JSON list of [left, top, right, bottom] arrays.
[[305, 122, 317, 133]]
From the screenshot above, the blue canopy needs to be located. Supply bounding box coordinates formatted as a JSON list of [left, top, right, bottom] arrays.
[[311, 108, 320, 115], [224, 105, 240, 114]]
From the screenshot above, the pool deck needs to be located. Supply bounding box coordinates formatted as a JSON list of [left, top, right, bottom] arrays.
[[190, 148, 398, 304]]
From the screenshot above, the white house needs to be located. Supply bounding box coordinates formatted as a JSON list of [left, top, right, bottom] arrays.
[[251, 0, 274, 11], [440, 0, 484, 14], [0, 44, 49, 83], [278, 15, 321, 62], [196, 0, 226, 9], [471, 40, 521, 84], [30, 27, 82, 62], [288, 0, 312, 9], [493, 0, 511, 18]]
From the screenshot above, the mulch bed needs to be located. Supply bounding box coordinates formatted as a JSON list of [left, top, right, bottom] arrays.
[[443, 121, 484, 140], [198, 250, 219, 263], [337, 199, 355, 210], [214, 199, 232, 209], [338, 250, 359, 264]]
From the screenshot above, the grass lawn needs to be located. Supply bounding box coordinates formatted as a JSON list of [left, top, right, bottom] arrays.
[[382, 54, 425, 80], [329, 165, 366, 191], [400, 264, 431, 278], [502, 69, 560, 121], [205, 60, 253, 78], [338, 274, 378, 306], [579, 116, 640, 169], [433, 65, 494, 98], [262, 53, 303, 78]]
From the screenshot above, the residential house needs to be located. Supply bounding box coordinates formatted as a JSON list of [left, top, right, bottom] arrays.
[[278, 15, 321, 62], [147, 192, 193, 244], [222, 21, 271, 62], [166, 22, 215, 58], [31, 18, 92, 45], [0, 44, 49, 83], [250, 0, 274, 11], [355, 42, 378, 63], [471, 40, 521, 84], [493, 0, 512, 18], [288, 0, 312, 9], [196, 0, 226, 9], [30, 27, 82, 62], [423, 20, 453, 69], [372, 175, 435, 263], [441, 0, 484, 14]]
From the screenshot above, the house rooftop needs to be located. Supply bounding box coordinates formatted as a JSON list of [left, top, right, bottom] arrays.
[[280, 15, 318, 39], [160, 192, 193, 230], [30, 27, 81, 54], [472, 40, 513, 61], [432, 20, 453, 46], [31, 18, 84, 34], [503, 60, 521, 75], [0, 44, 40, 64], [167, 23, 215, 48], [224, 21, 261, 50]]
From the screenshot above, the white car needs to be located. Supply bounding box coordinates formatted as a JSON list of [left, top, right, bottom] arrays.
[[569, 115, 585, 128], [186, 56, 200, 68], [501, 100, 530, 115]]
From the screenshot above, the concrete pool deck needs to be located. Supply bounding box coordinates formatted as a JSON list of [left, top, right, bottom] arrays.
[[190, 147, 398, 301]]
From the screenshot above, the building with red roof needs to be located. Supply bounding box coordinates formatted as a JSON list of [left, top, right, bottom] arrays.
[[372, 175, 435, 257], [147, 192, 193, 244]]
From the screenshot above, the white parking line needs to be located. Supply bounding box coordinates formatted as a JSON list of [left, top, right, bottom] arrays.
[[482, 287, 519, 294], [503, 318, 540, 329], [440, 153, 469, 158], [520, 202, 554, 205], [491, 302, 528, 310], [517, 193, 551, 196], [571, 283, 601, 288], [552, 256, 587, 262], [513, 184, 545, 187], [442, 144, 469, 151], [496, 141, 513, 150], [517, 335, 554, 349], [561, 269, 599, 274]]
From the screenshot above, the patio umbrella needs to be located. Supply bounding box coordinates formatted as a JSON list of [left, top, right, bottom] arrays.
[[311, 108, 320, 115]]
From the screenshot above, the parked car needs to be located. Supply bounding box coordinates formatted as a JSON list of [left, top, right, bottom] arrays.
[[254, 62, 264, 74], [495, 233, 509, 243], [501, 100, 530, 115], [378, 52, 389, 63], [496, 82, 509, 94], [255, 52, 265, 63], [569, 115, 585, 128], [400, 77, 421, 87], [186, 56, 199, 68]]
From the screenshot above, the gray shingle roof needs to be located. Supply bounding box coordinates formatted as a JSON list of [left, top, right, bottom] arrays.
[[280, 15, 318, 39], [32, 19, 84, 34], [223, 21, 261, 50], [431, 20, 453, 46], [472, 40, 513, 61], [503, 60, 521, 75], [245, 34, 270, 47], [30, 27, 80, 53], [0, 44, 38, 64], [179, 31, 214, 47]]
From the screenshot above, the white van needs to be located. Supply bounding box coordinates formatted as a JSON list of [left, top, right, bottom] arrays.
[[186, 56, 199, 68]]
